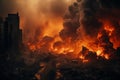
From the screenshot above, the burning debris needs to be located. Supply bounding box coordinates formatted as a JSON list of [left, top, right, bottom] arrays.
[[26, 0, 120, 63], [1, 0, 120, 80], [9, 0, 120, 79]]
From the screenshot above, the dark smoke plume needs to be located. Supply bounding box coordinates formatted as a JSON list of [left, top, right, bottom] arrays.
[[60, 0, 120, 44]]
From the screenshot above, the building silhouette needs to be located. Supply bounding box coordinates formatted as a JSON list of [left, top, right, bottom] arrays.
[[0, 17, 4, 51], [0, 13, 22, 52]]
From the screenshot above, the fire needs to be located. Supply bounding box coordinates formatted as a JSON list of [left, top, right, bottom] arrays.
[[26, 19, 118, 63], [27, 43, 36, 52], [104, 22, 114, 36], [53, 46, 74, 54], [96, 49, 102, 56], [79, 55, 85, 60], [96, 49, 110, 60], [79, 55, 89, 63], [104, 54, 109, 60], [43, 19, 63, 37]]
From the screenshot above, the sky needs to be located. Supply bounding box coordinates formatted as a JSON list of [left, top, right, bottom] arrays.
[[0, 0, 120, 43], [0, 0, 76, 42]]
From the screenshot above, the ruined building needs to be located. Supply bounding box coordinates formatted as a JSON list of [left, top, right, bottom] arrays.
[[0, 13, 22, 52]]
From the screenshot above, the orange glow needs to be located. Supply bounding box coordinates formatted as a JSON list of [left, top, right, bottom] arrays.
[[26, 19, 119, 63], [82, 60, 89, 63], [79, 55, 89, 63], [97, 32, 102, 39], [101, 20, 120, 49], [95, 48, 110, 59], [96, 49, 102, 56], [43, 19, 63, 37], [27, 43, 36, 52], [53, 46, 74, 54], [104, 23, 114, 36], [104, 54, 109, 60], [79, 55, 85, 60]]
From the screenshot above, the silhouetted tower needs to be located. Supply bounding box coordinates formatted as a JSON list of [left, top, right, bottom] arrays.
[[3, 13, 22, 50], [0, 17, 4, 51]]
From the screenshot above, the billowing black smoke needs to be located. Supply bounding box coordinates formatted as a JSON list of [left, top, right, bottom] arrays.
[[60, 2, 80, 41], [60, 0, 120, 44]]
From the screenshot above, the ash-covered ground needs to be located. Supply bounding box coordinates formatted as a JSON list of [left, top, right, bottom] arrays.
[[0, 47, 120, 80]]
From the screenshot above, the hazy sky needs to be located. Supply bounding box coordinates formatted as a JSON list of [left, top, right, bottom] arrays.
[[0, 0, 120, 42], [0, 0, 76, 41]]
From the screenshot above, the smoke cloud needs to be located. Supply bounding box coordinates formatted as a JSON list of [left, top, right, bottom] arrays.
[[60, 0, 120, 45], [0, 0, 120, 49], [0, 0, 76, 43]]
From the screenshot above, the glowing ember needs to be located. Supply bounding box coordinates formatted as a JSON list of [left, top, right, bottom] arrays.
[[79, 55, 85, 60], [82, 60, 89, 63], [96, 50, 102, 56], [104, 54, 109, 60]]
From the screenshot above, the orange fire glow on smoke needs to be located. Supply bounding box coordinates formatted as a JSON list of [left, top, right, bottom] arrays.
[[26, 20, 119, 62]]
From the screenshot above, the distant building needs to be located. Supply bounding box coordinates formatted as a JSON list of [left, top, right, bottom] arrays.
[[0, 13, 22, 52], [0, 17, 4, 51]]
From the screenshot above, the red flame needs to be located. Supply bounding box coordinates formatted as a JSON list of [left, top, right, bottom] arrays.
[[26, 20, 119, 62]]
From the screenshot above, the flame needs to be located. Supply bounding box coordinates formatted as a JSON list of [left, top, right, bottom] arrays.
[[79, 55, 89, 63], [104, 23, 114, 36], [43, 19, 63, 37], [79, 55, 85, 60], [96, 49, 102, 56], [26, 20, 118, 63], [96, 49, 110, 60], [53, 46, 74, 54]]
